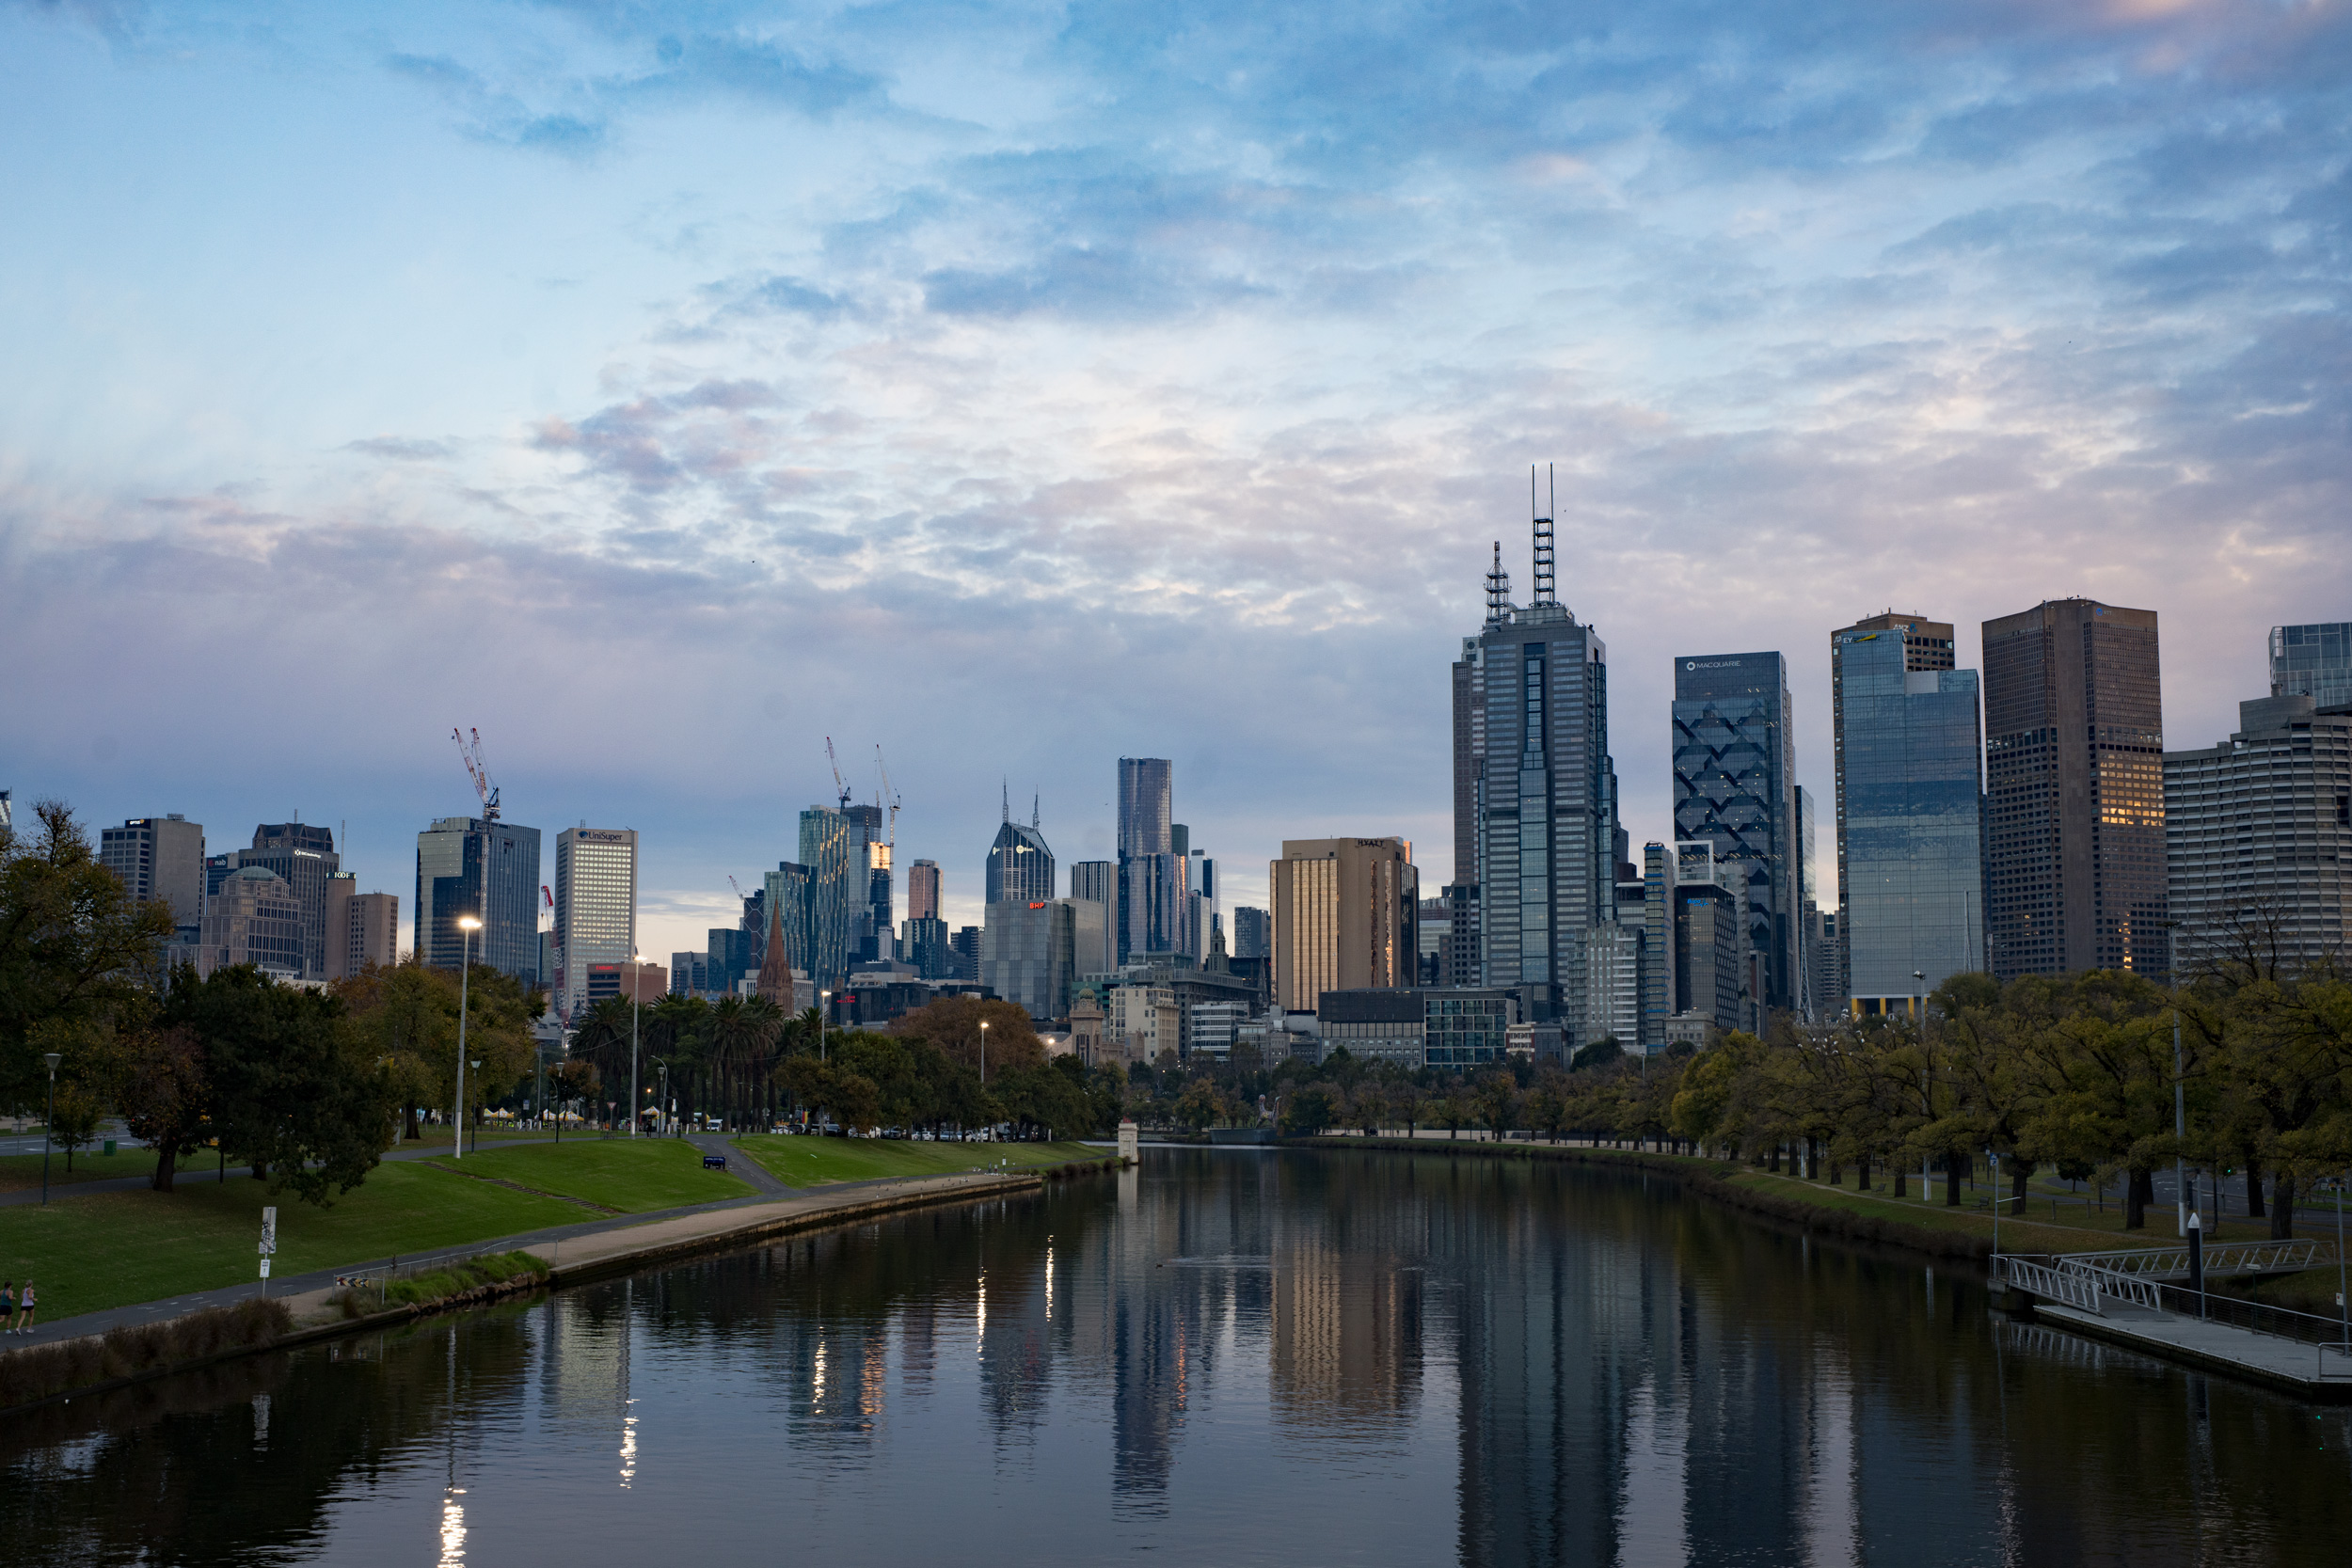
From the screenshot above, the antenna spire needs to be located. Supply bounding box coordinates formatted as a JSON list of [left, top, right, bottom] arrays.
[[1002, 780, 1010, 824], [1032, 793, 1041, 832], [1485, 540, 1512, 624], [1531, 463, 1555, 606]]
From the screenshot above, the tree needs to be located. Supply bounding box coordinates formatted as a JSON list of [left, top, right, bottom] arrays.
[[891, 996, 1044, 1078], [1280, 1083, 1339, 1137], [107, 1023, 212, 1192], [164, 965, 398, 1207], [1174, 1077, 1223, 1132], [49, 1080, 102, 1172], [1570, 1037, 1624, 1073], [1476, 1071, 1518, 1140], [0, 800, 173, 1113]]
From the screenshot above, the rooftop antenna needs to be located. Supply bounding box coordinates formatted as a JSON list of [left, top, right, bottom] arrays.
[[1002, 780, 1010, 824], [1031, 793, 1040, 832], [1485, 540, 1512, 624], [1531, 464, 1556, 607]]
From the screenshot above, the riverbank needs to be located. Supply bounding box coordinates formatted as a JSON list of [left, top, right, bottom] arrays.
[[1303, 1136, 2192, 1262], [0, 1152, 1125, 1417]]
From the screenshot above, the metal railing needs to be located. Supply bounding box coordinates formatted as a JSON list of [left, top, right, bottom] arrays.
[[1994, 1255, 2163, 1315], [2053, 1240, 2321, 1281]]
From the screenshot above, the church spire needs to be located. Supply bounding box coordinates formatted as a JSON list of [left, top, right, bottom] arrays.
[[755, 898, 793, 1008]]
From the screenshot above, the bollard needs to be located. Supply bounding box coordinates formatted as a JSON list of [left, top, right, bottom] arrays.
[[2187, 1209, 2205, 1318]]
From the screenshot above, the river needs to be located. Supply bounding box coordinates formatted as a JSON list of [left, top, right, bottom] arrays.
[[2, 1148, 2345, 1565]]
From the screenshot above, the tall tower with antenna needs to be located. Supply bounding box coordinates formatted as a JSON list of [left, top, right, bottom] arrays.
[[1531, 464, 1556, 607]]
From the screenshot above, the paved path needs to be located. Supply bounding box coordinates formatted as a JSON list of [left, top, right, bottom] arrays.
[[688, 1133, 788, 1196], [14, 1159, 1044, 1349]]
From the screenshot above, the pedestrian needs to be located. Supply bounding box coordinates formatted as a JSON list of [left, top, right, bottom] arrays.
[[0, 1282, 12, 1332], [16, 1281, 34, 1334]]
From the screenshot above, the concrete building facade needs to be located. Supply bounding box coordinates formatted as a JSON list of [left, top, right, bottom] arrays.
[[555, 826, 637, 1021], [1269, 837, 1419, 1014]]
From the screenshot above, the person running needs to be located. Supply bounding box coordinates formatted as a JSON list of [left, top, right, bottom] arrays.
[[0, 1282, 12, 1332], [15, 1282, 35, 1335]]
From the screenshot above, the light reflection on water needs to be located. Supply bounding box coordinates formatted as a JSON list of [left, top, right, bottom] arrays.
[[3, 1148, 2350, 1567]]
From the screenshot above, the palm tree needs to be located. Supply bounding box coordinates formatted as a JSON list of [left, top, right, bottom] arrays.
[[706, 995, 784, 1128], [569, 997, 636, 1126]]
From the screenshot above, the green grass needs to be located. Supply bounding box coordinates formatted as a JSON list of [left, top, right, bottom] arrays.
[[733, 1135, 1100, 1189], [450, 1138, 752, 1212], [0, 1162, 588, 1324], [0, 1148, 151, 1193]]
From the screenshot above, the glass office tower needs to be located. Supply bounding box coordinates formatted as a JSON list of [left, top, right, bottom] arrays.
[[1831, 623, 1984, 1013], [1670, 652, 1798, 1016], [415, 816, 542, 985], [2270, 622, 2352, 710], [795, 806, 869, 992]]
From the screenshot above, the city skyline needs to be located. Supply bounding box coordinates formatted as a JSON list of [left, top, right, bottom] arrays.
[[7, 3, 2348, 972]]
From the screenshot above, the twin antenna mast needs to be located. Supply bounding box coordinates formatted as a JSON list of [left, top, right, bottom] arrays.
[[1531, 463, 1556, 606]]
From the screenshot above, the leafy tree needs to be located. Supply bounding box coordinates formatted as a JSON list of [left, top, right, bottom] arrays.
[[1174, 1077, 1223, 1132], [1475, 1071, 1518, 1140], [49, 1080, 102, 1172], [891, 996, 1043, 1078], [108, 1023, 212, 1191], [0, 800, 173, 1113], [164, 965, 398, 1206], [1570, 1037, 1623, 1073]]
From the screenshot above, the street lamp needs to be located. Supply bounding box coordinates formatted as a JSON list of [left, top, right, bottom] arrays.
[[656, 1060, 670, 1136], [818, 990, 831, 1063], [454, 916, 481, 1162], [469, 1061, 482, 1153], [1914, 970, 1928, 1200], [40, 1052, 60, 1205], [979, 1020, 989, 1085], [628, 950, 643, 1137]]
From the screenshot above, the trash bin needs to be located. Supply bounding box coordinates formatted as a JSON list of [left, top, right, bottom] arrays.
[[103, 1139, 117, 1156]]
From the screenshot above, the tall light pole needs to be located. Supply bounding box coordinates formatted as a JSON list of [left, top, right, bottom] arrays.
[[468, 1060, 481, 1153], [454, 916, 481, 1161], [628, 951, 643, 1137], [40, 1051, 60, 1206], [1914, 970, 1928, 1200], [979, 1019, 989, 1085], [818, 990, 831, 1063], [2174, 1008, 2189, 1236]]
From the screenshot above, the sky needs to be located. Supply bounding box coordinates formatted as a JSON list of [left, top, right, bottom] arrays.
[[4, 0, 2349, 969]]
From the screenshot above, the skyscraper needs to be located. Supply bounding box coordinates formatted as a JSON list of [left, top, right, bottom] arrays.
[[907, 859, 942, 923], [1268, 837, 1419, 1013], [1184, 848, 1219, 960], [1117, 758, 1179, 962], [845, 803, 890, 961], [1231, 905, 1271, 959], [1464, 485, 1623, 1030], [986, 813, 1056, 906], [1670, 652, 1799, 1017], [982, 897, 1105, 1021], [415, 815, 541, 984], [324, 873, 398, 979], [2270, 622, 2352, 709], [794, 806, 869, 991], [2164, 693, 2352, 976], [1831, 616, 1985, 1013], [1982, 598, 2167, 982], [1070, 860, 1115, 914], [236, 823, 341, 980], [98, 815, 206, 939], [555, 827, 637, 1021], [199, 865, 304, 978]]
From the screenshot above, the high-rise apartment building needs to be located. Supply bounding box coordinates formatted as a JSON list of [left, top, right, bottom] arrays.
[[845, 803, 890, 962], [2270, 623, 2352, 710], [1231, 905, 1270, 959], [1831, 616, 1985, 1013], [415, 816, 541, 984], [1117, 758, 1180, 962], [1671, 652, 1799, 1016], [200, 865, 304, 978], [98, 815, 206, 939], [791, 806, 871, 992], [670, 950, 711, 995], [1460, 501, 1622, 1030], [323, 873, 399, 978], [708, 926, 757, 995], [1268, 837, 1419, 1013], [555, 827, 637, 1020], [1982, 598, 2167, 982], [907, 859, 942, 923], [236, 824, 341, 979], [1070, 861, 1115, 915], [2164, 693, 2352, 976], [1184, 849, 1219, 960]]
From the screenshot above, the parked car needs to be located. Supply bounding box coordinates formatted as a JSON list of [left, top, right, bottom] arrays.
[[701, 1152, 728, 1170]]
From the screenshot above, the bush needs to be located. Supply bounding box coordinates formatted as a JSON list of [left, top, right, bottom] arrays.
[[333, 1250, 548, 1317], [0, 1297, 292, 1412]]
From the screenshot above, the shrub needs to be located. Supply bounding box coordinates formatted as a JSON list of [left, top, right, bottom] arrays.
[[0, 1297, 291, 1412]]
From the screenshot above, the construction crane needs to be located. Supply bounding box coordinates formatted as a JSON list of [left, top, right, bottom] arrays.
[[452, 727, 501, 821], [824, 736, 851, 811], [875, 745, 900, 854], [727, 874, 747, 901]]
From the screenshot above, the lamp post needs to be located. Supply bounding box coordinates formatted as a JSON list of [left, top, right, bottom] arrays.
[[468, 1060, 481, 1153], [454, 916, 481, 1161], [1913, 970, 1928, 1201], [657, 1060, 670, 1136], [979, 1019, 989, 1085], [818, 990, 831, 1063], [40, 1052, 60, 1206], [2173, 1009, 2188, 1237], [628, 951, 642, 1137]]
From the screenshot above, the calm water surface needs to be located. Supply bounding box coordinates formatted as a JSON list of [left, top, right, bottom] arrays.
[[5, 1148, 2347, 1565]]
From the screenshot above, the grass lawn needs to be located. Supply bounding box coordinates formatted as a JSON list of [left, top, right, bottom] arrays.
[[0, 1148, 153, 1194], [0, 1162, 587, 1323], [733, 1135, 1100, 1189], [451, 1138, 752, 1213]]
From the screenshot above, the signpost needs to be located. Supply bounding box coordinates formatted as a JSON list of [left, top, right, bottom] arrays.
[[260, 1206, 278, 1297]]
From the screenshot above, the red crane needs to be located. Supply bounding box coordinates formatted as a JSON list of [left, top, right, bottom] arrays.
[[452, 727, 501, 821]]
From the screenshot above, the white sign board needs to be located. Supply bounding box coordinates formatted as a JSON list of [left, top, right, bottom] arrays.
[[259, 1258, 271, 1279], [260, 1206, 278, 1256]]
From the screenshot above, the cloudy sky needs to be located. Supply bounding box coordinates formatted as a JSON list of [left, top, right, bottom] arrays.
[[5, 0, 2348, 966]]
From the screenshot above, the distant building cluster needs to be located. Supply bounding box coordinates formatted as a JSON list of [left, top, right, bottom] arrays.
[[40, 503, 2348, 1069]]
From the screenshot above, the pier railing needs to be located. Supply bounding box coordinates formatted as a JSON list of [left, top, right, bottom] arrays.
[[2052, 1240, 2321, 1281]]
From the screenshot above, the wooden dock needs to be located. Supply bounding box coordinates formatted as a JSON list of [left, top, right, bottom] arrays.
[[2027, 1302, 2352, 1402]]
